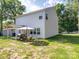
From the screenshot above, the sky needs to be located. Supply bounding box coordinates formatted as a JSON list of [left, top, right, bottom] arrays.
[[19, 0, 64, 13]]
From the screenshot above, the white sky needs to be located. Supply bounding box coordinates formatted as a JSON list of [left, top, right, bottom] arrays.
[[19, 0, 63, 13]]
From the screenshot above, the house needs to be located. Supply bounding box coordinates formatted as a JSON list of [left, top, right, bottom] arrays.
[[2, 23, 15, 36], [15, 6, 58, 38], [3, 28, 15, 36]]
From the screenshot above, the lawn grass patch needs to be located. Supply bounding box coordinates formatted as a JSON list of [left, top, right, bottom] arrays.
[[0, 34, 79, 59]]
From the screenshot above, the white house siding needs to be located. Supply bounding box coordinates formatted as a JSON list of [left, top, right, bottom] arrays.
[[3, 29, 15, 36], [16, 11, 45, 38], [3, 30, 7, 36], [45, 7, 58, 38]]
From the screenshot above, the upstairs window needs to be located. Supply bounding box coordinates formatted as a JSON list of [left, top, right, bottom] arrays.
[[39, 16, 43, 19], [45, 14, 48, 20]]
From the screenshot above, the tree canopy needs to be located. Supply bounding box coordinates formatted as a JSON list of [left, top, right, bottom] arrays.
[[56, 1, 78, 33], [0, 0, 26, 35]]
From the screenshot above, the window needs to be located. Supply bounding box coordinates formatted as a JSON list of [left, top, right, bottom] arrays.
[[30, 28, 40, 35], [30, 30, 33, 34], [39, 16, 42, 19], [45, 14, 48, 20], [34, 28, 36, 34], [37, 28, 40, 35]]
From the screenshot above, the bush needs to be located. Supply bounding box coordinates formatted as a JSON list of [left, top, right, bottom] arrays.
[[31, 40, 49, 46], [16, 34, 35, 42], [16, 34, 27, 41], [26, 37, 34, 42]]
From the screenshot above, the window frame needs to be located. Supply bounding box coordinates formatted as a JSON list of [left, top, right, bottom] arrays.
[[30, 28, 40, 35], [34, 28, 37, 34], [45, 14, 48, 20], [37, 28, 40, 35], [39, 16, 43, 20]]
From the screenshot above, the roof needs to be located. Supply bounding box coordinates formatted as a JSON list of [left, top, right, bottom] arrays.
[[17, 27, 34, 30], [16, 6, 55, 18], [3, 26, 34, 30]]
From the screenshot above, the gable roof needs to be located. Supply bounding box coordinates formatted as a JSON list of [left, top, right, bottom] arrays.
[[16, 6, 55, 18]]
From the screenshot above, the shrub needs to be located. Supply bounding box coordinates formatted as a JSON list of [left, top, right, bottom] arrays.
[[16, 34, 27, 41], [27, 37, 34, 42], [31, 40, 49, 46]]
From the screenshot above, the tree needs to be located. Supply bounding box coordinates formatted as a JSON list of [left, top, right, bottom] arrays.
[[61, 8, 78, 33], [5, 0, 25, 23], [66, 0, 78, 11], [56, 3, 78, 33], [0, 0, 25, 35], [3, 20, 14, 28], [0, 0, 6, 35], [56, 4, 65, 33]]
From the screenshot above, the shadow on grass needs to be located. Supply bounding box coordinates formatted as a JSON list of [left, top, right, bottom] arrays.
[[30, 40, 49, 46], [16, 37, 49, 46], [47, 34, 79, 44]]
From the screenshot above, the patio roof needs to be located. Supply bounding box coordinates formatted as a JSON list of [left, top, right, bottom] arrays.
[[17, 27, 34, 30], [3, 26, 34, 30]]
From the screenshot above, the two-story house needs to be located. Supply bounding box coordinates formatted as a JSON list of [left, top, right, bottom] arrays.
[[15, 6, 58, 38]]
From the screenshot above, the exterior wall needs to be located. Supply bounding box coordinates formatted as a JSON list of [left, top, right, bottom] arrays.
[[3, 30, 7, 36], [3, 29, 15, 36], [16, 11, 45, 38], [45, 7, 58, 38]]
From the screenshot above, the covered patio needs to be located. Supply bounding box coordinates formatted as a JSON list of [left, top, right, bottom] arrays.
[[3, 26, 34, 38]]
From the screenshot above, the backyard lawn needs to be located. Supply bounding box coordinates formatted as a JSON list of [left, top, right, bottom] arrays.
[[0, 34, 79, 59]]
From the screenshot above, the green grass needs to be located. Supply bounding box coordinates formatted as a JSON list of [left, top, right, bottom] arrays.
[[0, 34, 79, 59]]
